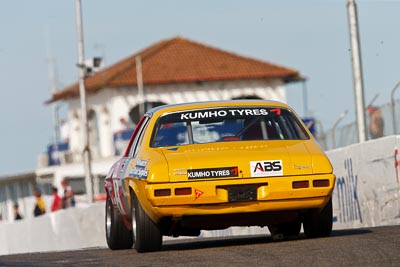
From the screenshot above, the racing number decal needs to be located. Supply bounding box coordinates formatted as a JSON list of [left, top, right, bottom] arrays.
[[250, 160, 283, 177], [111, 159, 129, 215], [113, 179, 126, 215]]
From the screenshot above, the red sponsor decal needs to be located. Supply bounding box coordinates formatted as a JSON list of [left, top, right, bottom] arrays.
[[270, 108, 281, 115], [194, 189, 204, 200], [230, 167, 238, 176]]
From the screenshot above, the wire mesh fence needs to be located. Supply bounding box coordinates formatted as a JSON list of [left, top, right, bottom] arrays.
[[317, 99, 400, 151]]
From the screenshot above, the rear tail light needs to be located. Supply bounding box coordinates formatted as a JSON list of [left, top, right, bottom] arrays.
[[154, 188, 193, 197], [175, 187, 192, 196], [313, 179, 330, 187], [154, 189, 171, 197], [292, 180, 309, 189]]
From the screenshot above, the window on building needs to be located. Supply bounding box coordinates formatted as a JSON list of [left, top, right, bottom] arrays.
[[97, 175, 106, 194], [38, 183, 52, 196], [66, 177, 86, 195], [11, 183, 20, 202], [0, 185, 7, 221], [88, 109, 100, 158], [22, 182, 31, 198], [0, 185, 7, 203]]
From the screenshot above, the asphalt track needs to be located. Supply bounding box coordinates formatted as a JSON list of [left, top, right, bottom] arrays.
[[1, 225, 399, 267]]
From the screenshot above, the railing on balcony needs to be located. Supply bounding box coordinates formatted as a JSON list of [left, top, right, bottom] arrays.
[[47, 142, 70, 166]]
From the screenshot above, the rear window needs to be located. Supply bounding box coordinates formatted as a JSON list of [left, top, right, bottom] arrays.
[[150, 107, 309, 147]]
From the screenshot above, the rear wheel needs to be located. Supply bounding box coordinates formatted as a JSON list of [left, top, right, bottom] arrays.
[[303, 197, 333, 238], [131, 192, 162, 253], [105, 194, 133, 250]]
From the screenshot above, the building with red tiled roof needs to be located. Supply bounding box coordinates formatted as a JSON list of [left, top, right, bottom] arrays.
[[37, 36, 304, 194], [47, 36, 301, 103]]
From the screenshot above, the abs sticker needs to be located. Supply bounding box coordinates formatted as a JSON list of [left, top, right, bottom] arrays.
[[250, 160, 283, 177]]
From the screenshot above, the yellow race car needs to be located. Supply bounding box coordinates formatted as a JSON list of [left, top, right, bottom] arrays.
[[105, 100, 335, 252]]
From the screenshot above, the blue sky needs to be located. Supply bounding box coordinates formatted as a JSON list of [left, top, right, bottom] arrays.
[[0, 0, 399, 175]]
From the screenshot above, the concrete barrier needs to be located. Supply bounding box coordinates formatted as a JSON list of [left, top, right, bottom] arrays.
[[1, 135, 400, 255], [0, 202, 266, 255], [0, 202, 106, 256], [328, 135, 400, 229]]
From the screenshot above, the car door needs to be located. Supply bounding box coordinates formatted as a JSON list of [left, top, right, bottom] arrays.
[[106, 115, 149, 216]]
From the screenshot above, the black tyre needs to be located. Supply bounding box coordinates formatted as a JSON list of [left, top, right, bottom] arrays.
[[131, 192, 162, 253], [268, 220, 301, 240], [303, 197, 333, 238], [105, 194, 133, 250]]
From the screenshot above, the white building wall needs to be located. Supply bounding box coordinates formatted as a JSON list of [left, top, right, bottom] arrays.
[[68, 100, 83, 159], [95, 104, 113, 158], [109, 89, 134, 132], [86, 91, 114, 158]]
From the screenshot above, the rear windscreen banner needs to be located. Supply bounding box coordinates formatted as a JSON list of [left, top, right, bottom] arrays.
[[188, 166, 239, 179], [161, 107, 282, 123], [180, 108, 268, 120]]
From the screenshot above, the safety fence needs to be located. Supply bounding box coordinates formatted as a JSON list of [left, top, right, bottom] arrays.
[[319, 99, 400, 150]]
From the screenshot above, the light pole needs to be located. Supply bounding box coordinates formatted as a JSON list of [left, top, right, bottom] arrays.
[[75, 0, 93, 203], [45, 29, 61, 164], [347, 0, 368, 143], [46, 57, 60, 163], [331, 110, 348, 149], [390, 81, 400, 134], [136, 56, 145, 116]]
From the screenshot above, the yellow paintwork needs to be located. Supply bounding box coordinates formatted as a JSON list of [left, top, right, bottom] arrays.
[[123, 100, 335, 223], [128, 173, 334, 222]]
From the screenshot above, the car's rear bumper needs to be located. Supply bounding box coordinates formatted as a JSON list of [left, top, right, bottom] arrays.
[[130, 174, 335, 220]]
